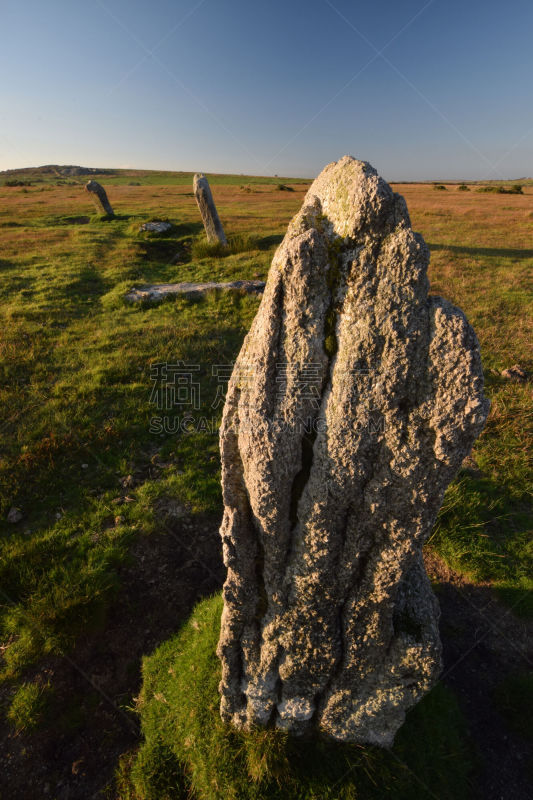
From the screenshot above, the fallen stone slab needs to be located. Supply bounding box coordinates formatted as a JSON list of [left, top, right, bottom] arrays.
[[139, 221, 173, 234], [125, 280, 265, 303]]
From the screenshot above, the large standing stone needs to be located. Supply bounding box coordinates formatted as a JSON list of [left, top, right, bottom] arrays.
[[193, 173, 228, 245], [85, 180, 114, 217], [217, 156, 489, 746]]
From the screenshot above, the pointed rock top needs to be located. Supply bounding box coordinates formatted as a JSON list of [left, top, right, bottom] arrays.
[[297, 155, 409, 240]]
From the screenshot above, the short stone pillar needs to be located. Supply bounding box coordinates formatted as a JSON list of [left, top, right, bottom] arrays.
[[85, 180, 114, 217], [193, 173, 227, 245], [217, 156, 489, 746]]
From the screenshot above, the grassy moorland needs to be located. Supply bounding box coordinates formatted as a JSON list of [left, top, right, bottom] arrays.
[[0, 168, 531, 798]]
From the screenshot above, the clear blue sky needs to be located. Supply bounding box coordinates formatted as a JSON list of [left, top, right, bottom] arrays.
[[1, 0, 532, 179]]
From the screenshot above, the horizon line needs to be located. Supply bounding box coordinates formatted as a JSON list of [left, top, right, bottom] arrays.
[[1, 162, 531, 184]]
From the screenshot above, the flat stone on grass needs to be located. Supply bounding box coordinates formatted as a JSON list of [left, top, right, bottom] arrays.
[[125, 280, 265, 303], [139, 221, 173, 234]]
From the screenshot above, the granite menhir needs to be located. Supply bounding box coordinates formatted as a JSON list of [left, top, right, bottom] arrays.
[[217, 156, 489, 745]]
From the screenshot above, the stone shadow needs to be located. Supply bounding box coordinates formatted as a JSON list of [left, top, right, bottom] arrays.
[[258, 233, 284, 250], [60, 265, 107, 310], [429, 243, 533, 260], [426, 552, 533, 800], [135, 221, 203, 273], [0, 508, 225, 800]]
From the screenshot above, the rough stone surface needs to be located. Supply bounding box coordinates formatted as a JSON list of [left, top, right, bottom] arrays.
[[217, 156, 490, 746], [125, 280, 265, 303], [139, 221, 173, 234], [193, 173, 228, 245], [85, 180, 114, 216], [7, 507, 23, 523], [501, 364, 528, 382]]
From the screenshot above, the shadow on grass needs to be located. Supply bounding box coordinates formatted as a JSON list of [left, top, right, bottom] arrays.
[[91, 213, 131, 223], [137, 238, 191, 266], [60, 265, 107, 310], [57, 215, 91, 225], [0, 512, 225, 800], [135, 221, 203, 240], [258, 234, 284, 250], [0, 258, 18, 272], [135, 222, 203, 275], [428, 243, 533, 260], [0, 271, 35, 300], [428, 557, 533, 800]]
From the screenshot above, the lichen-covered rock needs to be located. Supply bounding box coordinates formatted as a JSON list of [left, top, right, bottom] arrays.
[[217, 156, 490, 746], [7, 507, 23, 523], [193, 173, 228, 245], [139, 221, 173, 234]]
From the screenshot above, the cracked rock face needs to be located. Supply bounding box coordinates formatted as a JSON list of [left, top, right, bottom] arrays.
[[217, 156, 489, 746]]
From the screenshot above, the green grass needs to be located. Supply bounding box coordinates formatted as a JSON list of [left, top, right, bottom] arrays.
[[191, 233, 260, 260], [123, 594, 476, 800], [432, 460, 532, 615], [0, 169, 531, 792], [0, 188, 266, 681], [7, 680, 51, 732]]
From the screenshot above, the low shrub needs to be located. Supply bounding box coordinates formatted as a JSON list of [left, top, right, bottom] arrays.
[[476, 185, 523, 194], [433, 184, 447, 191], [192, 233, 259, 259], [4, 179, 32, 187]]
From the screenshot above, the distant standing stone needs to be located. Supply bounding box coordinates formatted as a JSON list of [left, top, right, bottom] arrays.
[[193, 173, 228, 245], [85, 180, 114, 217]]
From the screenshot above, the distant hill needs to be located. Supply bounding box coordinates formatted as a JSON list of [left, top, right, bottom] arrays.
[[0, 165, 308, 187], [1, 164, 531, 186], [0, 165, 115, 177]]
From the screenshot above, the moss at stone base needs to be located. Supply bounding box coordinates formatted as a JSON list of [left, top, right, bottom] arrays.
[[122, 594, 477, 800]]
